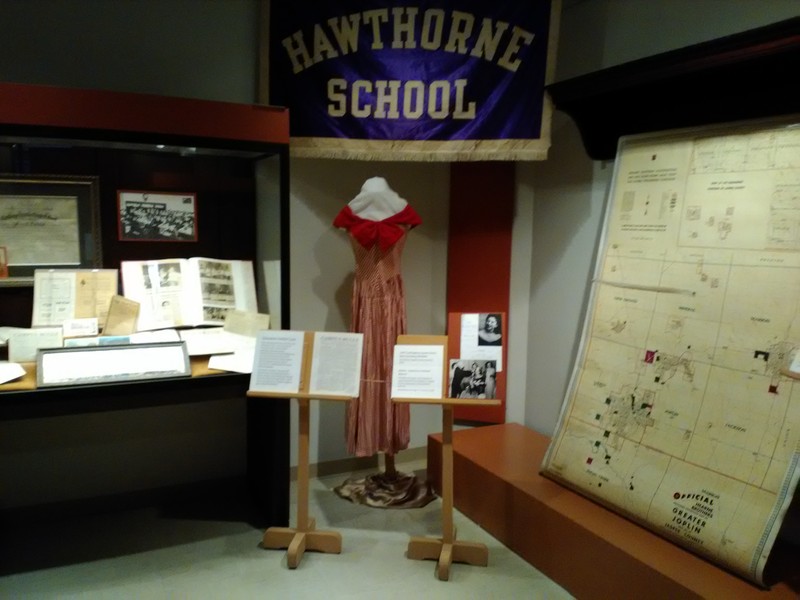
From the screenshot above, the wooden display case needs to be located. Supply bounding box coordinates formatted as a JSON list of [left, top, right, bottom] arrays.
[[0, 82, 291, 528]]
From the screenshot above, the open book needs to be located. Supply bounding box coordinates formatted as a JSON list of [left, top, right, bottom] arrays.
[[121, 257, 257, 331]]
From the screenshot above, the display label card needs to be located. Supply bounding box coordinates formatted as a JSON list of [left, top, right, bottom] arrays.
[[62, 317, 99, 338], [200, 310, 273, 373], [0, 326, 26, 347], [309, 332, 363, 397], [64, 337, 102, 348], [207, 334, 258, 374], [248, 330, 304, 393], [8, 327, 64, 362], [179, 327, 236, 356], [390, 344, 444, 399]]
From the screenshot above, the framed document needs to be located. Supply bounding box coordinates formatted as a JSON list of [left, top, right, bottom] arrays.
[[36, 341, 191, 387], [0, 174, 102, 282]]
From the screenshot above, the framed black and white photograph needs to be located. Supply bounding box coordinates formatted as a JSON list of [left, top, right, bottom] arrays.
[[448, 358, 497, 400], [477, 313, 503, 346], [0, 174, 102, 281], [117, 190, 198, 242]]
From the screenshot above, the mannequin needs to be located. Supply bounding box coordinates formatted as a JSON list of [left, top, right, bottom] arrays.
[[346, 177, 408, 221], [331, 177, 434, 508]]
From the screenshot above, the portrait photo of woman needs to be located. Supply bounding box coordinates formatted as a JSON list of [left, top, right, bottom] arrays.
[[477, 313, 502, 346]]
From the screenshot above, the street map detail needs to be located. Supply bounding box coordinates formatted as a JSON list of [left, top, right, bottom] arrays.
[[541, 119, 800, 584]]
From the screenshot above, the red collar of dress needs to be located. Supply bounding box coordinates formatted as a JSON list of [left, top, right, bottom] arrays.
[[333, 204, 422, 250]]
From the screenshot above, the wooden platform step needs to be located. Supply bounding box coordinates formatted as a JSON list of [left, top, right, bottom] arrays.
[[426, 423, 799, 600]]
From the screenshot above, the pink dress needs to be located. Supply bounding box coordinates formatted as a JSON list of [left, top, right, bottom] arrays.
[[333, 204, 422, 457]]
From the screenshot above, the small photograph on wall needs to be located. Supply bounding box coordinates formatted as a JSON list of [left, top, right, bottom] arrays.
[[477, 313, 503, 346], [459, 312, 504, 371], [449, 359, 497, 400], [118, 190, 198, 242]]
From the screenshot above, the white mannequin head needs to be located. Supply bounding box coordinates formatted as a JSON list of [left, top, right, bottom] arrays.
[[347, 176, 408, 221]]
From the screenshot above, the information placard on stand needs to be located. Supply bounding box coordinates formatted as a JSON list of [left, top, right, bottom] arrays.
[[392, 334, 501, 581], [247, 330, 362, 569]]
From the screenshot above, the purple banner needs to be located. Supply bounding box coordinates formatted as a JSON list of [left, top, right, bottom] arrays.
[[268, 1, 556, 161]]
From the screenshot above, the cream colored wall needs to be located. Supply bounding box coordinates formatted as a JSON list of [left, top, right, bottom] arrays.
[[522, 113, 611, 436], [521, 0, 800, 437], [287, 159, 450, 465], [1, 0, 797, 502]]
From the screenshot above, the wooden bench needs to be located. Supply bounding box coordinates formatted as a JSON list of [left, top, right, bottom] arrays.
[[427, 423, 799, 599]]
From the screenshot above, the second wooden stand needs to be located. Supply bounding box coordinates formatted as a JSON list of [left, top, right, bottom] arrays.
[[259, 396, 345, 568], [395, 397, 500, 579], [393, 334, 501, 580]]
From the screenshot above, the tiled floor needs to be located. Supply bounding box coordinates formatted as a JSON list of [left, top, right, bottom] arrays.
[[0, 459, 573, 599]]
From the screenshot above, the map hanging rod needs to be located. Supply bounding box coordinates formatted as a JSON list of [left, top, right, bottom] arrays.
[[594, 279, 697, 296]]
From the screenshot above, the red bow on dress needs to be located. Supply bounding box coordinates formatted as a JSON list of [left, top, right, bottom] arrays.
[[333, 205, 422, 251]]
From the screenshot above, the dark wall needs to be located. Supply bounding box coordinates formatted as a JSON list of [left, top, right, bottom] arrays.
[[1, 144, 257, 327], [0, 0, 262, 326], [0, 0, 259, 104]]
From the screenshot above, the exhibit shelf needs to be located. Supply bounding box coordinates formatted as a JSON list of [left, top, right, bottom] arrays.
[[0, 82, 289, 150], [0, 358, 247, 419]]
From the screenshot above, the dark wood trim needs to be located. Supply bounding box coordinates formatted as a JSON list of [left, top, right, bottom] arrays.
[[0, 82, 289, 146], [547, 17, 800, 160]]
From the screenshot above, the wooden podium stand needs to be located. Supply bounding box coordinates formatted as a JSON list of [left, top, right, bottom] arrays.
[[247, 331, 353, 569], [393, 334, 501, 580]]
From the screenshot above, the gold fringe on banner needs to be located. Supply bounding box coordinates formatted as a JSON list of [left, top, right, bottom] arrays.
[[288, 91, 554, 161], [288, 99, 553, 161], [289, 136, 550, 162]]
